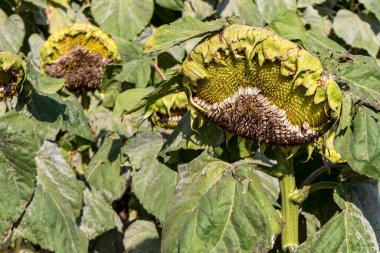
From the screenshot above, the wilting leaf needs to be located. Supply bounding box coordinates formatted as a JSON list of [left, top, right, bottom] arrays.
[[125, 132, 177, 222], [297, 0, 326, 7], [217, 0, 262, 26], [0, 124, 39, 241], [115, 59, 152, 88], [113, 87, 153, 116], [358, 0, 380, 24], [0, 111, 58, 141], [26, 61, 65, 94], [297, 192, 379, 252], [124, 220, 160, 253], [183, 0, 216, 20], [91, 0, 154, 40], [0, 9, 25, 52], [27, 89, 93, 141], [157, 0, 183, 11], [80, 189, 122, 240], [16, 142, 87, 253], [162, 152, 281, 252], [256, 0, 296, 23], [159, 112, 224, 161], [319, 50, 380, 111], [85, 134, 125, 202], [335, 106, 380, 180], [333, 10, 379, 57], [144, 16, 229, 53]]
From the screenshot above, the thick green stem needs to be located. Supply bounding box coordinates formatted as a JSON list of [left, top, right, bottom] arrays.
[[276, 150, 298, 252]]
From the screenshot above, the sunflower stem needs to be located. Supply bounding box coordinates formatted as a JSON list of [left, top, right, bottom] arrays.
[[276, 149, 298, 252]]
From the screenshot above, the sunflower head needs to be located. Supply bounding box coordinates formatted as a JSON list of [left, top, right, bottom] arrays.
[[0, 52, 26, 101], [180, 24, 342, 146], [147, 92, 188, 129], [40, 23, 120, 91]]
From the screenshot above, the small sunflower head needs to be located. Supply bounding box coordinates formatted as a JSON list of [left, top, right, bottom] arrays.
[[147, 92, 188, 129], [40, 23, 120, 91], [181, 24, 342, 146], [0, 52, 26, 101]]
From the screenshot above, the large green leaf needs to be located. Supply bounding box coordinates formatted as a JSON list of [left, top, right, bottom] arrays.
[[47, 4, 76, 34], [124, 76, 183, 115], [250, 166, 280, 206], [0, 9, 25, 52], [115, 59, 152, 88], [301, 212, 321, 240], [51, 0, 69, 8], [80, 189, 122, 240], [87, 106, 147, 138], [270, 10, 344, 52], [84, 134, 126, 202], [270, 11, 309, 44], [144, 16, 230, 53], [99, 65, 122, 108], [114, 39, 145, 61], [28, 33, 45, 66], [125, 132, 177, 223], [318, 50, 380, 110], [16, 142, 87, 253], [300, 5, 325, 34], [299, 6, 345, 52], [0, 111, 58, 141], [91, 0, 154, 40], [27, 90, 93, 141], [359, 0, 380, 22], [256, 0, 296, 23], [25, 0, 47, 7], [156, 0, 184, 11], [336, 94, 353, 133], [297, 192, 379, 252], [159, 112, 224, 162], [349, 180, 380, 244], [306, 31, 346, 52], [333, 10, 379, 57], [217, 0, 263, 26], [297, 0, 326, 7], [183, 0, 216, 20], [123, 220, 160, 253], [113, 87, 153, 116], [335, 106, 380, 180], [26, 61, 65, 94], [162, 152, 281, 253], [0, 125, 39, 241], [90, 229, 124, 253]]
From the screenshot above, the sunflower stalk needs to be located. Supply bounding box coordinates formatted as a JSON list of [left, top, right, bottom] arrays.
[[275, 149, 298, 252], [176, 24, 343, 252]]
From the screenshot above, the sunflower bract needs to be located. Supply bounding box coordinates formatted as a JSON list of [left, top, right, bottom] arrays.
[[147, 92, 188, 129], [181, 25, 342, 146]]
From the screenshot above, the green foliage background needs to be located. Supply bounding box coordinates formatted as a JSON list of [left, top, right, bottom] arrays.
[[0, 0, 379, 252]]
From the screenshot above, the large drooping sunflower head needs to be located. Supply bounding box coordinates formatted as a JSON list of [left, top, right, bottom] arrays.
[[0, 52, 26, 101], [180, 24, 342, 146], [40, 23, 120, 91], [146, 92, 188, 129]]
